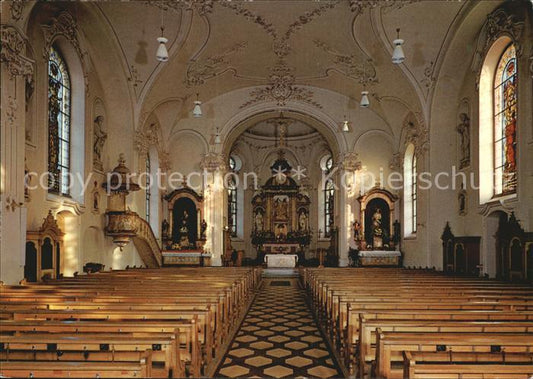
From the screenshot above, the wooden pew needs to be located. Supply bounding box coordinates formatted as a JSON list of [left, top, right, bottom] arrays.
[[0, 358, 151, 378], [403, 351, 533, 379], [375, 331, 533, 379]]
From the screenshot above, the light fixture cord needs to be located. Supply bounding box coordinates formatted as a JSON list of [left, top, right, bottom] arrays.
[[160, 8, 165, 37]]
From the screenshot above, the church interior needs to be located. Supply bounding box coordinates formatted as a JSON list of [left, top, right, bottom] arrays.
[[1, 0, 533, 378]]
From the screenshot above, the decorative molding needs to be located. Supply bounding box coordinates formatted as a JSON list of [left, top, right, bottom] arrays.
[[241, 61, 322, 109], [402, 112, 428, 157], [472, 7, 525, 86], [128, 65, 143, 88], [313, 39, 377, 83], [0, 25, 34, 79], [41, 12, 84, 60], [421, 60, 436, 90], [185, 42, 247, 87], [135, 122, 161, 156], [339, 152, 361, 172], [220, 1, 339, 59], [389, 152, 401, 172], [9, 1, 26, 21], [5, 96, 17, 128], [135, 122, 172, 173], [348, 0, 417, 16], [200, 152, 226, 172]]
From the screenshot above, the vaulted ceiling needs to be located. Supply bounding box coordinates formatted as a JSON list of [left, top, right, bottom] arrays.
[[92, 1, 476, 115], [23, 0, 504, 139]]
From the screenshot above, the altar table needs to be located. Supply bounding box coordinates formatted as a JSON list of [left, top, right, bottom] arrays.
[[359, 250, 401, 266], [265, 254, 298, 268], [162, 251, 211, 266]]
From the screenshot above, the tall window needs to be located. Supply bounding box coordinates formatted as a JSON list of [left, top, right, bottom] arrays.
[[145, 153, 151, 223], [493, 43, 517, 195], [324, 156, 334, 238], [403, 144, 417, 236], [228, 157, 238, 237], [48, 47, 71, 195]]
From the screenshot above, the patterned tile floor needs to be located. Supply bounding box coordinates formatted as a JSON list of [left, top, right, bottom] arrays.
[[215, 278, 342, 378]]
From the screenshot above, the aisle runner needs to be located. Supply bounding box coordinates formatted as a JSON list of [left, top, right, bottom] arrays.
[[215, 278, 341, 378]]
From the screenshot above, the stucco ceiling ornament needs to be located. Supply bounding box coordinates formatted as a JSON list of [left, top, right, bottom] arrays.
[[0, 25, 34, 79], [185, 42, 247, 87], [340, 152, 362, 172], [472, 7, 524, 88], [220, 0, 338, 59], [241, 61, 322, 109], [9, 1, 26, 21], [314, 39, 377, 83], [200, 152, 226, 173], [147, 0, 215, 16], [421, 61, 436, 90]]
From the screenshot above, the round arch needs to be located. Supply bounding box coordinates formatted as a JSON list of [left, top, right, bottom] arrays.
[[220, 106, 345, 161]]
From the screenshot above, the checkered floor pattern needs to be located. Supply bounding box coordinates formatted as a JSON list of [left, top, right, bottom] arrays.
[[215, 278, 342, 378]]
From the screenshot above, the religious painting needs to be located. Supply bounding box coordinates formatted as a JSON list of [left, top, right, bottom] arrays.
[[494, 43, 517, 194], [273, 195, 289, 221], [172, 197, 197, 249]]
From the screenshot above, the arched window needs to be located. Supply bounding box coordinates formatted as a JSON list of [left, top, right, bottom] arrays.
[[479, 39, 518, 203], [48, 47, 71, 195], [493, 43, 517, 195], [145, 153, 151, 223], [322, 156, 334, 238], [228, 156, 238, 237], [403, 144, 417, 236]]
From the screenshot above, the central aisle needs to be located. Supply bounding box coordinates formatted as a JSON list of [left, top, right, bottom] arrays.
[[215, 278, 342, 378]]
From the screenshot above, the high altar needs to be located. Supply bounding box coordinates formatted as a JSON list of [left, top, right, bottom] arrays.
[[251, 144, 311, 266]]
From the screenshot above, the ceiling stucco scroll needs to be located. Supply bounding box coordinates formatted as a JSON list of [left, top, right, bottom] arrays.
[[186, 41, 247, 87], [313, 39, 377, 84]]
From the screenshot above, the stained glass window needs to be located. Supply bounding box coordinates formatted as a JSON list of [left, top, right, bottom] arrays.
[[403, 144, 416, 237], [228, 157, 237, 237], [48, 47, 71, 195], [324, 156, 334, 238], [411, 154, 417, 234], [493, 43, 517, 195], [146, 153, 151, 223]]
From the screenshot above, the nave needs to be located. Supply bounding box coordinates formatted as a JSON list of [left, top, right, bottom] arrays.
[[1, 266, 532, 378], [215, 277, 341, 378]]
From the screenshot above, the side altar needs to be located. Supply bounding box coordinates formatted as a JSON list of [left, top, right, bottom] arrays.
[[160, 186, 210, 266], [352, 187, 402, 267]]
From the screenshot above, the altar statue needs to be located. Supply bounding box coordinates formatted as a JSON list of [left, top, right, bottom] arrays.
[[353, 220, 362, 241], [255, 212, 264, 232], [372, 208, 383, 249], [274, 198, 288, 220], [299, 212, 308, 231], [179, 211, 190, 249]]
